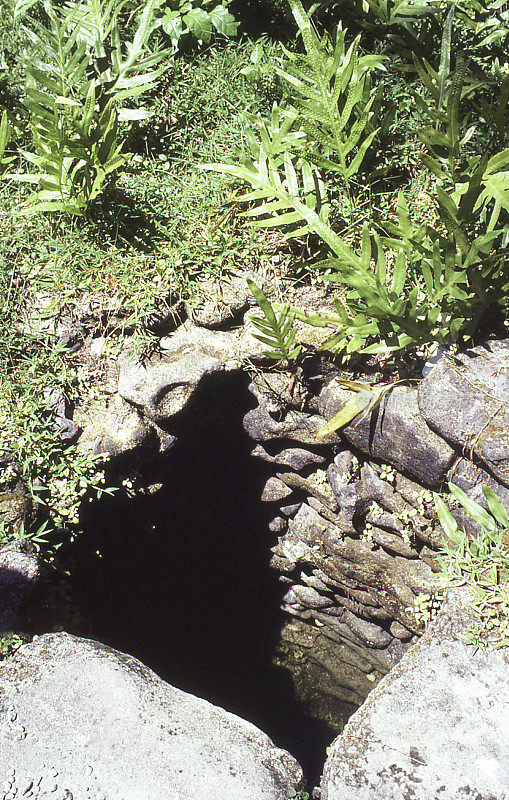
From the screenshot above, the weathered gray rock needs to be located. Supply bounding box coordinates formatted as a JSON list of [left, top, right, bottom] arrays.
[[333, 449, 354, 477], [280, 502, 302, 517], [43, 388, 80, 442], [326, 469, 367, 522], [418, 340, 509, 486], [251, 444, 327, 471], [321, 590, 509, 800], [119, 327, 241, 425], [278, 619, 380, 725], [319, 384, 455, 486], [191, 295, 250, 330], [243, 405, 338, 446], [261, 477, 293, 503], [269, 515, 287, 533], [0, 541, 40, 634], [282, 584, 331, 611], [77, 394, 157, 459], [245, 373, 339, 445], [390, 620, 413, 640], [0, 633, 303, 800], [143, 297, 186, 336], [357, 465, 441, 549], [339, 609, 393, 649], [189, 273, 252, 331], [275, 503, 441, 632], [0, 490, 32, 538]]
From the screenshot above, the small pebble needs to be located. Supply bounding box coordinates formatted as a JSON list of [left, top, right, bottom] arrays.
[[49, 786, 58, 793], [84, 766, 93, 777], [2, 783, 12, 792], [21, 781, 33, 794], [49, 771, 58, 779]]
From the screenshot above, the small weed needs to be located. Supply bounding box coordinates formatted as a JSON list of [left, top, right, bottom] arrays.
[[0, 519, 52, 550], [434, 484, 509, 650], [0, 633, 24, 660], [410, 591, 447, 628]]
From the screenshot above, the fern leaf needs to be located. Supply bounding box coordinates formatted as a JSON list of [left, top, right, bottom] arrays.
[[247, 279, 302, 363]]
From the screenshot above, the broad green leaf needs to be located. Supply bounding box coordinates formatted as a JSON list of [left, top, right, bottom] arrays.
[[209, 5, 238, 37], [449, 483, 497, 532], [434, 494, 458, 538], [315, 394, 368, 438], [438, 4, 454, 109], [117, 108, 152, 121], [184, 8, 213, 43], [391, 250, 407, 294], [480, 174, 509, 213], [482, 487, 509, 529], [0, 112, 11, 162]]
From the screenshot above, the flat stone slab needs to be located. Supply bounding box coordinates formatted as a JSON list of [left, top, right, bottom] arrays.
[[320, 591, 509, 800], [0, 633, 303, 800]]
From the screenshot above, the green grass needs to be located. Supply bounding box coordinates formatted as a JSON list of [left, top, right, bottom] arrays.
[[434, 484, 509, 650], [0, 36, 282, 549]]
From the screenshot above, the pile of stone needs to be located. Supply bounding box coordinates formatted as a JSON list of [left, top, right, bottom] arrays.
[[245, 339, 508, 707]]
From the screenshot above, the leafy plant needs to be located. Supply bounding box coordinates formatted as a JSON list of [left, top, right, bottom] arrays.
[[4, 0, 169, 214], [434, 483, 509, 649], [275, 0, 386, 203], [205, 0, 508, 359], [247, 278, 302, 362], [0, 633, 23, 660], [315, 379, 399, 438], [0, 519, 52, 549], [161, 0, 238, 49]]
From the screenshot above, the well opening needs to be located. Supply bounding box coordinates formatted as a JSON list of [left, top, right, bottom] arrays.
[[63, 375, 344, 785]]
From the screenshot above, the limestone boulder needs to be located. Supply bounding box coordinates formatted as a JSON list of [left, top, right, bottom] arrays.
[[319, 384, 455, 487], [118, 326, 241, 425], [251, 444, 327, 471], [275, 502, 442, 632], [0, 632, 303, 800], [76, 394, 158, 459], [320, 590, 509, 800], [243, 405, 338, 446], [418, 340, 509, 486]]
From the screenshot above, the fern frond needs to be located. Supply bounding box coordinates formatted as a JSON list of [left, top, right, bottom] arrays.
[[246, 280, 302, 363]]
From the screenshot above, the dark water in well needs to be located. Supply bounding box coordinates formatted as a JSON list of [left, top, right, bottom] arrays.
[[65, 377, 337, 785]]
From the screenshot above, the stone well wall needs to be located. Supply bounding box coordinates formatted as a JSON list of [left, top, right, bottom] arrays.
[[1, 324, 508, 798], [49, 330, 508, 723]]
